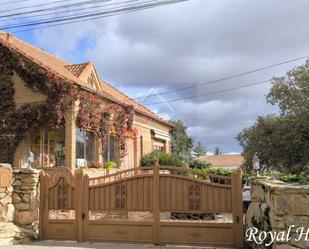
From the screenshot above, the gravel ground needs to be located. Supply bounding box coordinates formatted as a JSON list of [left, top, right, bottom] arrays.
[[4, 241, 234, 249]]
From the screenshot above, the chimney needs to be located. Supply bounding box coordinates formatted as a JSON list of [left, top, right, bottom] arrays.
[[6, 33, 12, 42]]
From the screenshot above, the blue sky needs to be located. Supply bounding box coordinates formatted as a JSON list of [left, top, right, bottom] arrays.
[[6, 0, 309, 154]]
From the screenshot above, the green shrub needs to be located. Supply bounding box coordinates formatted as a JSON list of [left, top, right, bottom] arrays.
[[275, 164, 309, 184], [140, 151, 184, 167], [104, 161, 117, 169], [201, 167, 233, 176], [277, 173, 300, 183], [248, 164, 309, 184], [189, 159, 210, 169]]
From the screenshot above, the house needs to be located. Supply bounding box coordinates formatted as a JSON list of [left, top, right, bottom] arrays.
[[200, 154, 244, 169], [0, 32, 173, 171]]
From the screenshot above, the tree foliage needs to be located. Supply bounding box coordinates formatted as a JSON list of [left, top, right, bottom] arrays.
[[237, 115, 309, 173], [193, 141, 207, 158], [189, 158, 210, 169], [214, 146, 222, 155], [170, 120, 193, 161], [237, 60, 309, 173], [140, 151, 185, 167]]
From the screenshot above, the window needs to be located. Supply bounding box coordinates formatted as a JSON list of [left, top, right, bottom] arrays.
[[103, 135, 119, 164], [76, 128, 95, 168], [152, 139, 166, 152], [31, 129, 65, 168], [153, 145, 164, 152]]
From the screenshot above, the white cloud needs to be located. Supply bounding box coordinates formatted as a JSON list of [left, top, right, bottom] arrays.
[[14, 0, 309, 152]]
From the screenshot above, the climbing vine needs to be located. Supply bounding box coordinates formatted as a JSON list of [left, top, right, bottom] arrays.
[[0, 43, 134, 164]]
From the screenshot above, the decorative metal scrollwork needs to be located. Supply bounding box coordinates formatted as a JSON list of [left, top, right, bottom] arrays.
[[115, 183, 126, 210], [57, 177, 68, 210], [49, 167, 75, 189], [188, 183, 201, 211]]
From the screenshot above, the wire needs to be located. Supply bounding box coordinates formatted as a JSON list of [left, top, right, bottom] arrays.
[[143, 79, 271, 105], [7, 0, 186, 33], [1, 0, 182, 29], [134, 55, 309, 100], [1, 0, 34, 5], [0, 0, 78, 14], [0, 0, 139, 23], [0, 0, 156, 29], [0, 0, 109, 18]]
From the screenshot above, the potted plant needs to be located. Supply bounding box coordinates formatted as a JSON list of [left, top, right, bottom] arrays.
[[89, 161, 103, 169], [103, 161, 117, 174]]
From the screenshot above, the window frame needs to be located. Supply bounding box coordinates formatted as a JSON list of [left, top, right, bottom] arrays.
[[31, 128, 65, 168], [76, 128, 96, 167], [103, 134, 119, 165]]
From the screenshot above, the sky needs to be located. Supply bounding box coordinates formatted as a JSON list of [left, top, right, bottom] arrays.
[[4, 0, 309, 154]]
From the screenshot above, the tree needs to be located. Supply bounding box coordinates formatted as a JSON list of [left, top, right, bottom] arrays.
[[193, 141, 207, 158], [237, 60, 309, 173], [214, 147, 222, 155], [170, 120, 193, 162], [267, 61, 309, 116], [237, 115, 309, 173]]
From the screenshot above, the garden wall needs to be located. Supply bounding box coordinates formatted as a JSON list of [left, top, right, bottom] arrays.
[[0, 163, 40, 245], [246, 177, 309, 249], [0, 163, 14, 222]]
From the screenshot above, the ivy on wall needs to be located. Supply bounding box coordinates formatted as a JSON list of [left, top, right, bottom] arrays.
[[0, 43, 134, 164]]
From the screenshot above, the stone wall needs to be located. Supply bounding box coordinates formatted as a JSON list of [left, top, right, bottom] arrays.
[[0, 164, 14, 222], [12, 168, 40, 238], [0, 164, 40, 245], [246, 177, 309, 249]]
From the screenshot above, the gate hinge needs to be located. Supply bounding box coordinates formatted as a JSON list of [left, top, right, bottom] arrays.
[[236, 215, 240, 223], [82, 213, 85, 220]]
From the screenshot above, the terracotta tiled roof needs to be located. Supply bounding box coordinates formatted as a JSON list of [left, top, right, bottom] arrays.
[[200, 154, 244, 168], [65, 62, 89, 77], [0, 32, 172, 128]]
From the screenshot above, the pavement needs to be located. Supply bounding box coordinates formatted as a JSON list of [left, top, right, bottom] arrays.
[[3, 241, 234, 249]]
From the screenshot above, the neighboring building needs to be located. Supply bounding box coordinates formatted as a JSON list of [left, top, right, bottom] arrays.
[[200, 154, 244, 169], [0, 32, 173, 171]]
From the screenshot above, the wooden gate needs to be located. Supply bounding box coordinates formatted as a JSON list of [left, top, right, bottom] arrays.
[[40, 162, 244, 248], [39, 168, 84, 240]]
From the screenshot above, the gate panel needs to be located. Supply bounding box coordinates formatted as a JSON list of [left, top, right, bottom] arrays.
[[157, 165, 240, 247], [84, 168, 155, 243], [159, 175, 233, 213], [160, 222, 234, 246], [40, 168, 82, 241], [86, 221, 153, 243], [40, 164, 243, 248], [88, 175, 153, 211]]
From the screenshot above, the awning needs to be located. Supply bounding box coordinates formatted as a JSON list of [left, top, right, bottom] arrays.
[[151, 129, 170, 141]]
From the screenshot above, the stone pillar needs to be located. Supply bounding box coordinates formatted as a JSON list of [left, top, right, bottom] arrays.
[[0, 163, 14, 222], [12, 168, 40, 239], [64, 100, 79, 171], [245, 177, 309, 249]]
